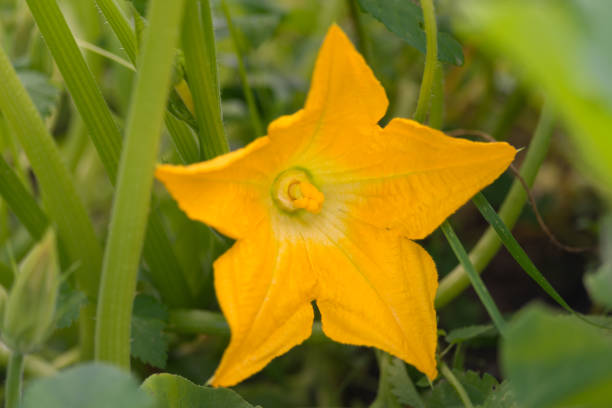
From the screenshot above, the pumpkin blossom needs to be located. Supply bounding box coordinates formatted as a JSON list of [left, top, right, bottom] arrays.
[[156, 24, 516, 387]]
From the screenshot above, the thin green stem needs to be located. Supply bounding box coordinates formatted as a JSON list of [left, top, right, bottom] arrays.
[[95, 0, 186, 369], [182, 0, 229, 159], [440, 362, 474, 408], [436, 105, 554, 308], [167, 308, 328, 343], [94, 0, 138, 63], [441, 221, 507, 336], [413, 0, 438, 123], [75, 39, 135, 71], [220, 0, 264, 138], [0, 345, 56, 378], [5, 352, 24, 408]]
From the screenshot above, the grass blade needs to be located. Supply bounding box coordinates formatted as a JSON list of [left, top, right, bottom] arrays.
[[440, 221, 507, 336], [436, 105, 554, 308], [95, 0, 187, 368], [472, 192, 574, 313]]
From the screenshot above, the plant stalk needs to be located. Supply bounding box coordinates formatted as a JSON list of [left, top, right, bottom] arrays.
[[95, 0, 186, 368], [5, 352, 24, 408], [413, 0, 438, 123]]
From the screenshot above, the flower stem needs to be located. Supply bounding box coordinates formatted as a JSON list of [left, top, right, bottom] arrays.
[[95, 0, 187, 369], [5, 352, 24, 408], [413, 0, 438, 123], [220, 0, 264, 138], [440, 362, 474, 408], [435, 104, 554, 308]]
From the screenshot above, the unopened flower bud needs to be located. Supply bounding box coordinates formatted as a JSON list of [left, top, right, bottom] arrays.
[[2, 231, 60, 353]]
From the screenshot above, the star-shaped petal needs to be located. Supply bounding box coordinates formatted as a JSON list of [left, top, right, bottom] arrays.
[[156, 24, 516, 387]]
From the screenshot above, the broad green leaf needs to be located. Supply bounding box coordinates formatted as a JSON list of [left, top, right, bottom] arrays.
[[458, 0, 612, 195], [55, 282, 88, 329], [501, 305, 612, 408], [445, 324, 495, 345], [22, 363, 154, 408], [478, 381, 519, 408], [17, 70, 59, 119], [425, 370, 498, 408], [387, 358, 425, 408], [357, 0, 464, 65], [584, 215, 612, 309], [131, 294, 169, 368], [141, 373, 257, 408]]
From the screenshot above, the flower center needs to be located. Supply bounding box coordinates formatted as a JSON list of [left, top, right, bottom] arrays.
[[273, 169, 324, 214]]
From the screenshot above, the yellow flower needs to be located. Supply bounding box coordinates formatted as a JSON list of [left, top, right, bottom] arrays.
[[156, 24, 516, 387]]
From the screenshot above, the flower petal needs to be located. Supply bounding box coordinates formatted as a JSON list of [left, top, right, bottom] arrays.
[[304, 24, 388, 126], [318, 118, 517, 239], [209, 221, 318, 387], [156, 136, 297, 239], [312, 216, 438, 380]]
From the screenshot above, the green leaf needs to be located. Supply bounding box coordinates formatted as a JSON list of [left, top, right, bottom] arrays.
[[445, 324, 495, 345], [357, 0, 464, 65], [502, 305, 612, 408], [584, 215, 612, 309], [131, 294, 169, 368], [141, 373, 257, 408], [22, 363, 154, 408], [425, 370, 498, 408], [458, 0, 612, 195], [55, 282, 88, 329], [478, 381, 519, 408], [16, 70, 59, 118], [387, 358, 425, 408]]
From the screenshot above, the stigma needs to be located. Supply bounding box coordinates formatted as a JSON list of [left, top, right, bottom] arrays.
[[273, 169, 325, 214]]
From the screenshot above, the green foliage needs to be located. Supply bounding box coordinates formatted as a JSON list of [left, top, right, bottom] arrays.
[[131, 294, 169, 369], [478, 381, 519, 408], [2, 232, 60, 353], [501, 305, 612, 408], [584, 216, 612, 309], [425, 370, 498, 408], [387, 358, 425, 408], [357, 0, 463, 65], [445, 324, 495, 345], [54, 282, 87, 330], [22, 364, 154, 408], [141, 373, 257, 407], [16, 70, 59, 119], [459, 0, 612, 195]]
